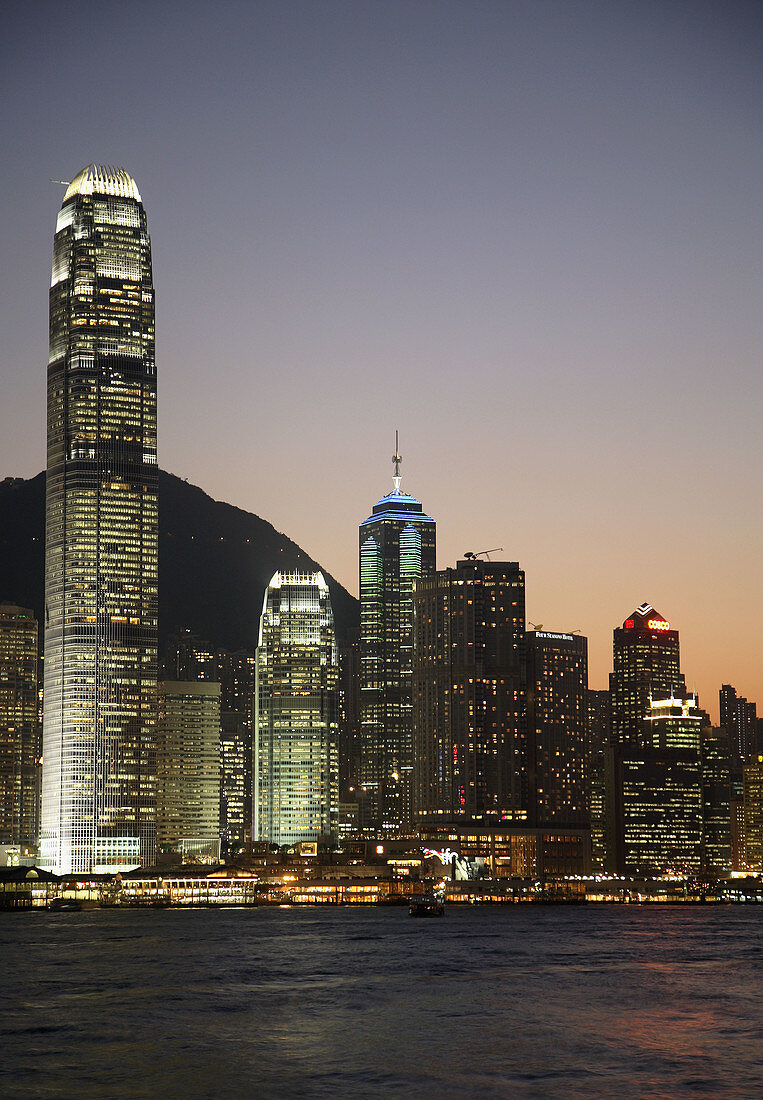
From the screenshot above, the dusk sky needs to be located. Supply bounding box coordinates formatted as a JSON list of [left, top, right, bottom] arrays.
[[2, 1, 761, 716]]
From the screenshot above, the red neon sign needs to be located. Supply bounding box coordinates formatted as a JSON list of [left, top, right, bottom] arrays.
[[625, 619, 634, 629], [647, 619, 670, 631]]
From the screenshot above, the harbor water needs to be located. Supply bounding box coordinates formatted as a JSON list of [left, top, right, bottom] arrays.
[[1, 904, 761, 1097]]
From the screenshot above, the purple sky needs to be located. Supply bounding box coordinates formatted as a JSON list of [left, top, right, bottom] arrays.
[[2, 1, 761, 717]]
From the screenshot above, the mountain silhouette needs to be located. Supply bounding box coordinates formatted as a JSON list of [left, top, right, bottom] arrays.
[[0, 470, 358, 653]]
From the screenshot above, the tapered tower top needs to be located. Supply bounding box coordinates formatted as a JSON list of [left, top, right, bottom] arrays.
[[63, 164, 142, 203], [392, 430, 402, 493]]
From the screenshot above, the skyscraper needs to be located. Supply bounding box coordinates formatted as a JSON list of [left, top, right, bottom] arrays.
[[610, 603, 684, 751], [742, 755, 763, 872], [620, 693, 703, 876], [0, 604, 39, 852], [40, 166, 157, 874], [413, 558, 526, 823], [719, 684, 757, 765], [358, 438, 436, 835], [156, 681, 221, 863], [701, 723, 732, 875], [587, 688, 613, 873], [165, 632, 255, 851], [525, 630, 588, 828], [255, 572, 338, 848], [609, 604, 699, 875]]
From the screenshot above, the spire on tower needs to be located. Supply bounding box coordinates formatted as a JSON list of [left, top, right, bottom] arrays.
[[392, 430, 402, 493]]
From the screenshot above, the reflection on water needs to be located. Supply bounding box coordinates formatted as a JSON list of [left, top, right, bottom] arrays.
[[1, 906, 761, 1098]]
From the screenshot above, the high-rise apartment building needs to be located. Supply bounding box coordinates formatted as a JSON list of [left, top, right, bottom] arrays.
[[358, 441, 435, 835], [40, 166, 158, 874], [413, 558, 526, 824], [255, 572, 338, 847], [0, 604, 39, 850], [525, 631, 588, 828], [157, 682, 221, 862]]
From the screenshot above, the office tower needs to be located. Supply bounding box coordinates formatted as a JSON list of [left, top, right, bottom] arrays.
[[619, 693, 703, 876], [587, 688, 613, 873], [610, 604, 684, 749], [609, 604, 693, 875], [358, 439, 435, 835], [166, 632, 255, 846], [742, 755, 763, 872], [156, 682, 221, 862], [525, 631, 588, 828], [41, 166, 157, 875], [0, 605, 39, 851], [220, 711, 248, 856], [719, 684, 757, 764], [255, 572, 338, 847], [413, 558, 526, 824], [700, 724, 732, 875], [338, 628, 361, 800]]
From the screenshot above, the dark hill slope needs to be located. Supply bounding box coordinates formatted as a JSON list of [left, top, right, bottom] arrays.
[[0, 470, 358, 651]]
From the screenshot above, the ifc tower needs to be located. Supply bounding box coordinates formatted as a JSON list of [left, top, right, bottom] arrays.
[[40, 166, 158, 874]]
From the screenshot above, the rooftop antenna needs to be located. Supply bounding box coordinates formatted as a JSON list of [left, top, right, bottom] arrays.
[[392, 430, 402, 493]]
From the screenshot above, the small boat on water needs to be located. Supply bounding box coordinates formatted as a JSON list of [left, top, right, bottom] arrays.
[[48, 898, 82, 911], [409, 893, 445, 917]]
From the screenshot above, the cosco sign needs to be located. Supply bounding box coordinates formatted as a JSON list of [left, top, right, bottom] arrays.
[[647, 619, 670, 631]]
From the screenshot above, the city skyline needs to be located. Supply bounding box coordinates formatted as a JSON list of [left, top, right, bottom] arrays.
[[2, 2, 761, 716]]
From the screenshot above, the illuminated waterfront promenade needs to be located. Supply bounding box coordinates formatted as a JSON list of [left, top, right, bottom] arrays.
[[2, 865, 760, 909]]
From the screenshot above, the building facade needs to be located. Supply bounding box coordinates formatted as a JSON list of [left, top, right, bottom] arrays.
[[700, 723, 732, 875], [720, 684, 757, 765], [157, 681, 221, 862], [41, 166, 158, 874], [413, 558, 526, 824], [0, 604, 39, 851], [166, 632, 255, 851], [620, 693, 703, 876], [742, 755, 763, 872], [587, 688, 613, 872], [525, 630, 588, 828], [358, 445, 435, 835], [255, 572, 338, 848], [219, 711, 248, 857], [609, 603, 689, 874]]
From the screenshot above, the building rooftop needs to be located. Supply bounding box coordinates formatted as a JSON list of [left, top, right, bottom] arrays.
[[361, 489, 435, 526], [63, 164, 142, 203]]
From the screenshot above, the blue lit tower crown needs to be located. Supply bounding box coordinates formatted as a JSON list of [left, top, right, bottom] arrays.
[[358, 436, 435, 835], [40, 166, 157, 874]]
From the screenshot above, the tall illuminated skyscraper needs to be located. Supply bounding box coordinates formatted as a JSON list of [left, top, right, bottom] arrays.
[[359, 438, 435, 835], [40, 166, 157, 874], [255, 572, 338, 847], [609, 603, 701, 875]]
